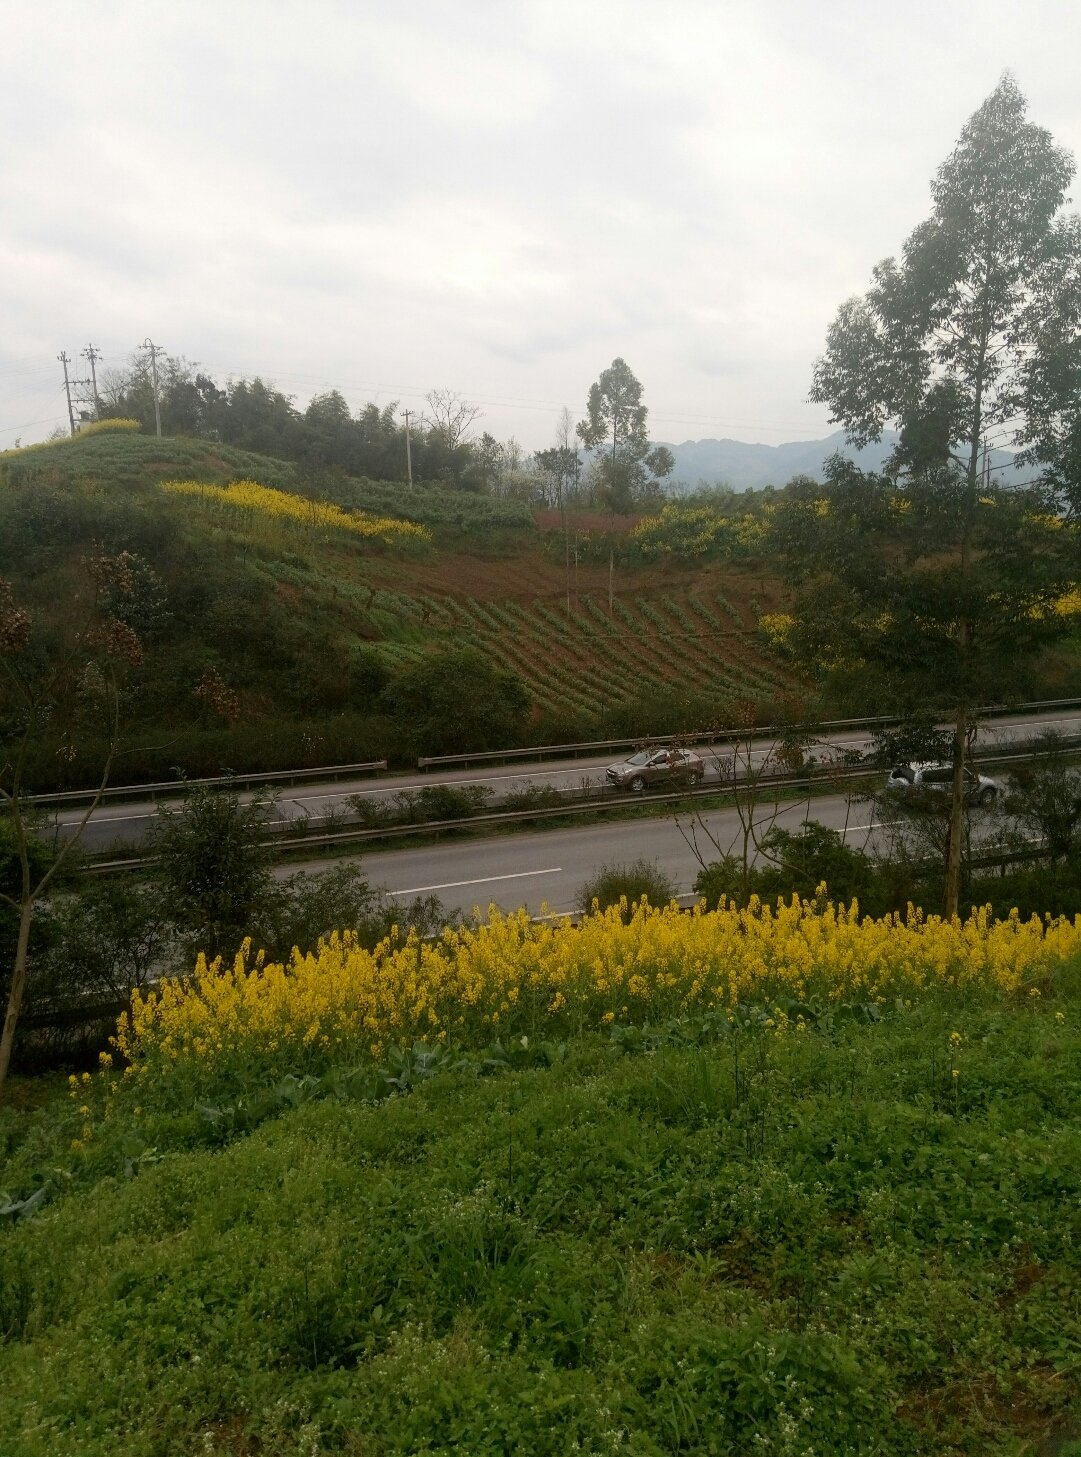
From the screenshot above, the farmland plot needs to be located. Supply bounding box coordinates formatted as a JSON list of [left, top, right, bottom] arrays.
[[379, 584, 801, 718]]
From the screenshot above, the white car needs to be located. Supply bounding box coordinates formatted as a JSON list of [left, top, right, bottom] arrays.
[[886, 762, 1001, 807]]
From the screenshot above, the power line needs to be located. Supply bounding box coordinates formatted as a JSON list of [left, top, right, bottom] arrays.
[[0, 412, 67, 437]]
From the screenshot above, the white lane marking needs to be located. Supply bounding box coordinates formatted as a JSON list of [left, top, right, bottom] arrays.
[[57, 810, 158, 827], [386, 867, 563, 896], [840, 823, 876, 835]]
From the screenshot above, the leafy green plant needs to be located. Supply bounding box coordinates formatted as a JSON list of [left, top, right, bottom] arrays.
[[501, 784, 566, 813], [575, 858, 676, 918], [150, 782, 277, 961]]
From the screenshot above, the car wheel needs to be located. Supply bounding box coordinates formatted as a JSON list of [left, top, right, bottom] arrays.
[[629, 775, 646, 793], [978, 785, 997, 807], [690, 771, 704, 785]]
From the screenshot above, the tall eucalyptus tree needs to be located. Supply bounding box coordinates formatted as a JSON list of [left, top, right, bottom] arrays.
[[807, 76, 1081, 915]]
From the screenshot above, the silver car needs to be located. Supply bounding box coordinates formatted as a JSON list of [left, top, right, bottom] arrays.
[[606, 747, 705, 793], [886, 762, 1001, 807]]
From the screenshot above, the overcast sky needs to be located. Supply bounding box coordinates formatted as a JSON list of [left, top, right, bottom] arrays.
[[3, 0, 1081, 452]]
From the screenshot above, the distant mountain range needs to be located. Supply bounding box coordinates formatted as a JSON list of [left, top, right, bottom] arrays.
[[656, 430, 1024, 493]]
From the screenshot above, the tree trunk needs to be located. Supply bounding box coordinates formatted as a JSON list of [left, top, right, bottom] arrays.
[[0, 898, 35, 1096], [945, 698, 967, 919]]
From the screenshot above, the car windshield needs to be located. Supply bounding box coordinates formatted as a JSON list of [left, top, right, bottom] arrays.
[[625, 751, 651, 766]]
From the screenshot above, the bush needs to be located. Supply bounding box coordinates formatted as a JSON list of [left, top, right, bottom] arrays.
[[694, 854, 752, 910], [404, 784, 494, 822], [754, 823, 874, 905], [255, 864, 405, 960], [33, 879, 178, 1005], [576, 859, 676, 919], [695, 825, 876, 912], [351, 647, 391, 703], [501, 784, 565, 813], [381, 647, 531, 757], [150, 783, 277, 960]]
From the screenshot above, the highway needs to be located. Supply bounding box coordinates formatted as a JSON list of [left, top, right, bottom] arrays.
[[288, 790, 886, 920], [51, 705, 1081, 856]]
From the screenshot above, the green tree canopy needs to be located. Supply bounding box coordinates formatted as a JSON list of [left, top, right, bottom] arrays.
[[577, 358, 674, 512], [798, 75, 1081, 915], [381, 647, 531, 757], [811, 75, 1081, 495]]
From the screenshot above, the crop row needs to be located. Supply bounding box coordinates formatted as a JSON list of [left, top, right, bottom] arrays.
[[365, 588, 795, 715]]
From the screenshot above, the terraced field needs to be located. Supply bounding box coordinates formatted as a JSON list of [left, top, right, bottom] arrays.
[[366, 582, 800, 719]]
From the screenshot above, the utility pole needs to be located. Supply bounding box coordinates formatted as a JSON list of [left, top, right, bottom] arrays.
[[58, 352, 76, 436], [56, 352, 91, 437], [81, 344, 102, 418], [142, 337, 163, 437], [401, 408, 414, 487]]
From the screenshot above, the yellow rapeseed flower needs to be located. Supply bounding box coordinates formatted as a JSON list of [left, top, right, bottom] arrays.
[[111, 897, 1081, 1093], [161, 479, 432, 546]]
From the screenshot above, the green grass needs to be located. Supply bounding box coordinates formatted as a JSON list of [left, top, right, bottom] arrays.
[[2, 977, 1081, 1454]]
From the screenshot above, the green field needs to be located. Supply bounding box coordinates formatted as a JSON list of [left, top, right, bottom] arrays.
[[2, 973, 1080, 1455]]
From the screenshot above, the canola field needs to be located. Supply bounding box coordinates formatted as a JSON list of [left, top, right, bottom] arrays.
[[116, 896, 1081, 1098], [161, 478, 432, 544]]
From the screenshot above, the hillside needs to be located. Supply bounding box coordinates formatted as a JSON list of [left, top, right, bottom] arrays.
[[0, 432, 800, 787], [658, 430, 1026, 492]]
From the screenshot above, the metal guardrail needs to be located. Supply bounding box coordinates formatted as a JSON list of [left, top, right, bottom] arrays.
[[31, 760, 388, 810], [29, 697, 1081, 807], [88, 745, 1055, 874], [415, 698, 1081, 771]]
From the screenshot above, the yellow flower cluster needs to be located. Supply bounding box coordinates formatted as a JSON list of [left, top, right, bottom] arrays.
[[630, 506, 764, 558], [161, 479, 432, 544], [758, 612, 795, 647], [115, 897, 1081, 1085], [77, 417, 142, 436]]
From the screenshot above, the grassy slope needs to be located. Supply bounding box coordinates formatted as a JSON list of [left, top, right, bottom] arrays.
[[0, 433, 800, 785], [2, 982, 1081, 1455]]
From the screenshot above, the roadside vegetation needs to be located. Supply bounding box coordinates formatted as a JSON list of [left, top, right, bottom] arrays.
[[2, 892, 1081, 1454]]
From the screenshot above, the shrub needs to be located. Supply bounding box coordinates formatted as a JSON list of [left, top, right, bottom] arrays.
[[256, 864, 387, 960], [351, 647, 391, 703], [694, 854, 752, 910], [33, 879, 178, 1004], [754, 823, 874, 905], [381, 647, 531, 756], [695, 825, 877, 912], [576, 859, 676, 919], [501, 784, 566, 813], [150, 783, 277, 960], [404, 784, 494, 822]]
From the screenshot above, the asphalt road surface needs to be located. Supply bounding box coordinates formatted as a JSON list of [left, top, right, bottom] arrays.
[[52, 705, 1081, 855], [283, 790, 892, 921]]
